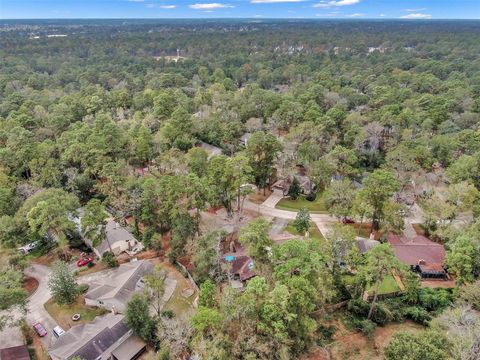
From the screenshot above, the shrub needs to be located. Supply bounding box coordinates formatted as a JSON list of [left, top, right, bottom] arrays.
[[403, 306, 432, 325], [77, 283, 89, 294], [419, 288, 452, 312], [161, 309, 174, 319], [306, 191, 317, 201], [102, 251, 119, 268], [287, 177, 302, 200], [87, 261, 95, 268], [357, 319, 377, 338]]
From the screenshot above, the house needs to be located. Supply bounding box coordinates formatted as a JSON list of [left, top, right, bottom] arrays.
[[239, 132, 252, 147], [196, 141, 222, 159], [49, 314, 145, 360], [272, 175, 313, 196], [73, 209, 144, 257], [223, 255, 256, 289], [84, 260, 154, 313], [0, 345, 30, 360], [387, 234, 447, 280], [356, 237, 379, 254]]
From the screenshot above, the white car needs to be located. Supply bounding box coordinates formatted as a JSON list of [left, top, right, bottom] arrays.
[[18, 242, 39, 254], [53, 326, 66, 338]]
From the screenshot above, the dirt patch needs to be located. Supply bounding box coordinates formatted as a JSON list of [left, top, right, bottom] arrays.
[[248, 189, 273, 204], [324, 320, 424, 360], [23, 277, 39, 295]]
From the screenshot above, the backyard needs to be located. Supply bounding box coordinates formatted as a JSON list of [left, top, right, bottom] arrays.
[[276, 191, 328, 213], [367, 275, 401, 296]]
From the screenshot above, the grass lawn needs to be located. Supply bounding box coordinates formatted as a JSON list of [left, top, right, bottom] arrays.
[[368, 275, 401, 296], [285, 221, 326, 242], [276, 191, 328, 213], [44, 296, 108, 329]]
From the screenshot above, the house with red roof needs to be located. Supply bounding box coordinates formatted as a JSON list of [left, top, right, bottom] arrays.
[[387, 234, 448, 280]]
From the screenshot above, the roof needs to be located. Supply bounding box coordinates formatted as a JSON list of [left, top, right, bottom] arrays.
[[49, 314, 134, 360], [418, 263, 446, 275], [0, 345, 30, 360], [228, 255, 256, 281], [100, 219, 136, 254], [387, 234, 445, 266], [197, 141, 222, 159], [85, 260, 154, 307], [356, 238, 379, 254], [110, 333, 146, 360]]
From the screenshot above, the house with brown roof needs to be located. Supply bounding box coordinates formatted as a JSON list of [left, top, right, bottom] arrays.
[[0, 345, 30, 360], [387, 234, 447, 280]]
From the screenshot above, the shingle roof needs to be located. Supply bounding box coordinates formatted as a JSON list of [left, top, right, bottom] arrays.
[[387, 234, 445, 266], [85, 260, 153, 308], [49, 314, 129, 360], [0, 345, 30, 360]]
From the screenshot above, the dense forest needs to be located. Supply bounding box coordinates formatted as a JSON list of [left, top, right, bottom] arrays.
[[1, 19, 480, 360]]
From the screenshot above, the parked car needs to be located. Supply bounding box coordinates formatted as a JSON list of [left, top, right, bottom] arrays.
[[18, 241, 39, 254], [33, 323, 47, 337], [77, 255, 94, 267], [52, 326, 66, 338]]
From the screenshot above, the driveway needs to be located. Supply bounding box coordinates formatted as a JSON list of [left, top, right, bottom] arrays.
[[243, 196, 336, 238], [24, 264, 57, 347]]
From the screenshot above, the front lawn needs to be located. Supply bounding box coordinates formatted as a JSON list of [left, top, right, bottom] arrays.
[[285, 221, 326, 242], [276, 191, 328, 213], [44, 296, 107, 329]]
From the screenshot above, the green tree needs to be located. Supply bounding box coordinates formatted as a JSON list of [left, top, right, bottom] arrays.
[[355, 169, 400, 232], [359, 244, 403, 320], [48, 261, 79, 304], [385, 330, 448, 360], [198, 279, 217, 308], [293, 208, 311, 236], [325, 179, 356, 221], [239, 218, 274, 276], [246, 131, 282, 194], [287, 177, 302, 200], [144, 265, 167, 317], [0, 268, 28, 330], [81, 198, 108, 249], [25, 188, 80, 250], [446, 235, 476, 284], [125, 293, 155, 342]]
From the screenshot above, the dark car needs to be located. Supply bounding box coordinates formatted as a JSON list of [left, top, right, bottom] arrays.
[[33, 323, 47, 337]]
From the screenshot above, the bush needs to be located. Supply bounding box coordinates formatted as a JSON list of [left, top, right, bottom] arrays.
[[357, 319, 377, 338], [87, 261, 95, 268], [161, 309, 174, 319], [77, 283, 89, 294], [102, 251, 119, 268], [403, 306, 432, 325], [419, 288, 452, 312], [19, 319, 33, 345], [317, 324, 336, 345]]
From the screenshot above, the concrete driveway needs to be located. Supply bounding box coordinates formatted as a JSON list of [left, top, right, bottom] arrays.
[[24, 264, 57, 347]]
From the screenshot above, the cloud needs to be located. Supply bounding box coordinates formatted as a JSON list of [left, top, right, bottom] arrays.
[[251, 0, 304, 3], [313, 0, 359, 8], [379, 13, 385, 17], [128, 0, 145, 2], [346, 12, 364, 17], [189, 3, 233, 9], [159, 4, 176, 8], [405, 8, 426, 12], [145, 3, 156, 8], [400, 13, 432, 19]]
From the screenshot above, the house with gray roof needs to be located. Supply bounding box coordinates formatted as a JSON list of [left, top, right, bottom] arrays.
[[72, 209, 144, 257], [49, 314, 145, 360], [84, 260, 154, 313]]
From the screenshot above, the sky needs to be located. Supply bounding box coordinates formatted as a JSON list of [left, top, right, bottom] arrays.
[[1, 0, 479, 19]]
